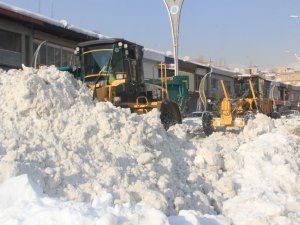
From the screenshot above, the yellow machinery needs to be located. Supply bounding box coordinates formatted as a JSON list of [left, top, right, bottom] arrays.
[[75, 38, 182, 129], [92, 62, 169, 115], [202, 75, 277, 135]]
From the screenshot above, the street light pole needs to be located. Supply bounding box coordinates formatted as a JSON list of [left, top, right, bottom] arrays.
[[163, 0, 184, 76], [288, 16, 300, 65], [286, 50, 300, 63], [294, 53, 300, 63]]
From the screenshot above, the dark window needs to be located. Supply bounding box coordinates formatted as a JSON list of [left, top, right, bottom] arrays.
[[33, 40, 74, 67], [111, 47, 124, 73], [158, 68, 174, 78], [81, 44, 114, 82], [39, 45, 47, 65], [48, 46, 55, 66], [67, 52, 73, 65], [32, 42, 38, 66], [0, 30, 21, 52], [211, 78, 218, 89], [55, 48, 61, 67], [61, 49, 74, 66], [224, 81, 231, 94], [33, 42, 38, 54]]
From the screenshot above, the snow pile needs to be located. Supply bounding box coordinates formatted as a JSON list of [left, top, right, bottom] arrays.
[[190, 115, 300, 225], [222, 118, 300, 225], [0, 66, 226, 221], [0, 175, 171, 225], [0, 66, 300, 225]]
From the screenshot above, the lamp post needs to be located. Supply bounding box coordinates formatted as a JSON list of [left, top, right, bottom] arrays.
[[290, 15, 300, 19], [288, 16, 300, 66], [285, 50, 300, 63], [163, 0, 184, 76]]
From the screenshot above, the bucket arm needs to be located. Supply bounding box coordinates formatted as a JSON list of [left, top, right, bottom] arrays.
[[220, 80, 232, 123], [248, 79, 259, 112], [220, 80, 230, 100]]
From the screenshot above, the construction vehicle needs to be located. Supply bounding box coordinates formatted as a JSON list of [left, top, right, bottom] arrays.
[[72, 38, 182, 129], [202, 74, 279, 136], [145, 73, 189, 115]]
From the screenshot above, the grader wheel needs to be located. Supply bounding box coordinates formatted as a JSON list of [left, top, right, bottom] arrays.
[[202, 112, 214, 136], [268, 111, 281, 119], [160, 101, 182, 130]]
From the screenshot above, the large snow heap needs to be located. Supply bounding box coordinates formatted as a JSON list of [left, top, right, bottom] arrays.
[[0, 66, 217, 215], [0, 66, 299, 225]]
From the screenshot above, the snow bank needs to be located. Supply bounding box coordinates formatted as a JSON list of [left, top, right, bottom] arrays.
[[0, 66, 300, 225], [190, 115, 300, 225], [0, 174, 170, 225], [0, 66, 224, 219]]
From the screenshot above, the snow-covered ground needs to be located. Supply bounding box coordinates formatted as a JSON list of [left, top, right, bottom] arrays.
[[0, 66, 299, 225], [182, 111, 204, 135]]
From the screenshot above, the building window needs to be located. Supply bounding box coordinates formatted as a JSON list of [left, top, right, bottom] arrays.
[[39, 44, 47, 65], [33, 40, 74, 67], [195, 75, 202, 91], [62, 49, 73, 66], [55, 48, 61, 67], [158, 68, 174, 78], [0, 30, 21, 52], [48, 46, 55, 66], [211, 78, 218, 90], [224, 80, 231, 94]]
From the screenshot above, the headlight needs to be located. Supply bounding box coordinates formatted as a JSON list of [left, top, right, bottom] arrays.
[[113, 96, 121, 105], [116, 73, 126, 80]]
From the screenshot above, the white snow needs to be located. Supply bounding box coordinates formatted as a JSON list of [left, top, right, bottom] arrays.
[[0, 66, 300, 225]]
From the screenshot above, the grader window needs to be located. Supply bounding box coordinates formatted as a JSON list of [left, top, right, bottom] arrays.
[[234, 81, 250, 98], [80, 44, 127, 84], [111, 46, 124, 75], [81, 45, 114, 81]]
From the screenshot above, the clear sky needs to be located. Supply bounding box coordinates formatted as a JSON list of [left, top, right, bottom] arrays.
[[2, 0, 300, 70]]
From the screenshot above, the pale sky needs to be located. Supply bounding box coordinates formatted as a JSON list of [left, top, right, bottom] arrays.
[[2, 0, 300, 70]]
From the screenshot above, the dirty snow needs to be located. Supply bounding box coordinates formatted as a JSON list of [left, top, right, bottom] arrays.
[[0, 66, 299, 225]]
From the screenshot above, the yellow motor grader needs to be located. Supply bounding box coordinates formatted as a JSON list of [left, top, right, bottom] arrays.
[[73, 38, 182, 130], [202, 75, 278, 136]]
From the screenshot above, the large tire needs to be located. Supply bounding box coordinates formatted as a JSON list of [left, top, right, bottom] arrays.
[[202, 112, 214, 136], [160, 101, 182, 130]]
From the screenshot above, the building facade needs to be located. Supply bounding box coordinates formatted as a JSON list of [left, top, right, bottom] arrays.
[[0, 2, 101, 69]]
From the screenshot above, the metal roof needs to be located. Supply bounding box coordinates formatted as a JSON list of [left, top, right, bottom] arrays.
[[0, 2, 107, 42]]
